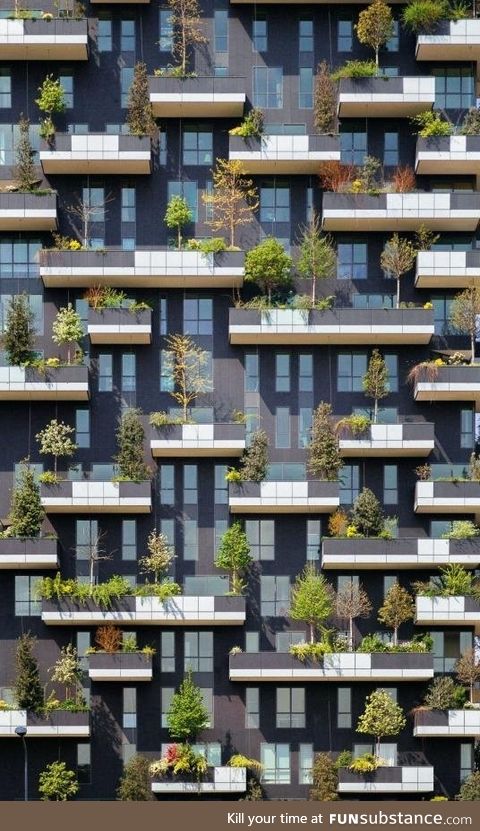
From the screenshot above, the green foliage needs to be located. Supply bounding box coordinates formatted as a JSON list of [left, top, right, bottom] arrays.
[[296, 214, 336, 305], [461, 108, 480, 136], [139, 529, 175, 583], [335, 750, 353, 770], [36, 573, 132, 609], [351, 487, 384, 537], [335, 413, 371, 437], [52, 303, 83, 364], [289, 641, 332, 662], [227, 755, 263, 772], [415, 224, 440, 252], [167, 672, 209, 741], [363, 349, 389, 422], [238, 429, 269, 483], [456, 770, 480, 800], [378, 581, 414, 644], [150, 743, 208, 778], [331, 60, 378, 80], [117, 755, 153, 801], [442, 520, 480, 540], [204, 158, 258, 248], [309, 753, 338, 801], [451, 287, 480, 364], [215, 522, 252, 595], [455, 649, 480, 703], [164, 333, 212, 422], [15, 116, 37, 192], [38, 761, 78, 801], [134, 581, 181, 599], [314, 61, 337, 134], [470, 452, 480, 481], [127, 62, 156, 137], [9, 460, 44, 538], [412, 110, 453, 138], [349, 752, 380, 774], [36, 74, 65, 142], [36, 419, 77, 475], [229, 108, 264, 138], [289, 564, 334, 643], [3, 293, 35, 366], [244, 238, 293, 303], [14, 632, 43, 712], [149, 411, 185, 427], [402, 0, 450, 33], [357, 632, 432, 653], [114, 408, 149, 482], [357, 689, 406, 756], [308, 402, 343, 481], [164, 195, 193, 248], [187, 237, 227, 254], [355, 0, 394, 70], [50, 644, 83, 702], [416, 563, 480, 598], [380, 234, 416, 308], [423, 676, 468, 710]]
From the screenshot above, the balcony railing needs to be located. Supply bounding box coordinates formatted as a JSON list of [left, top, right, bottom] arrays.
[[228, 480, 340, 513], [229, 652, 434, 681], [0, 192, 56, 231], [228, 308, 434, 345], [0, 537, 58, 569], [87, 307, 152, 345], [338, 76, 435, 117], [322, 538, 480, 570], [416, 19, 480, 61], [413, 364, 480, 402], [88, 653, 153, 681], [0, 18, 88, 60], [150, 423, 246, 457], [39, 248, 245, 288], [0, 365, 88, 400], [151, 767, 247, 794], [40, 133, 152, 174], [228, 134, 340, 173], [414, 709, 480, 737], [337, 766, 434, 794], [42, 595, 246, 626], [416, 136, 480, 175], [415, 480, 480, 513], [415, 595, 480, 626], [322, 192, 480, 232], [0, 710, 89, 737], [338, 422, 434, 457], [40, 480, 152, 514], [149, 76, 245, 117], [416, 250, 480, 288]]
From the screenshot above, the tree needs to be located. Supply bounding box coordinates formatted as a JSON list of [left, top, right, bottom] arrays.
[[9, 460, 44, 538], [380, 234, 416, 309], [14, 633, 43, 712], [50, 644, 82, 702], [335, 582, 372, 650], [289, 564, 334, 643], [351, 487, 384, 537], [117, 755, 153, 801], [309, 753, 338, 801], [15, 115, 37, 192], [165, 333, 212, 422], [314, 61, 337, 135], [164, 194, 192, 248], [66, 191, 114, 249], [455, 649, 480, 704], [127, 62, 156, 137], [38, 761, 78, 801], [167, 671, 209, 741], [450, 287, 480, 365], [52, 303, 83, 364], [357, 689, 405, 758], [35, 74, 66, 142], [423, 676, 467, 711], [363, 349, 389, 423], [215, 522, 252, 595], [457, 770, 480, 801], [114, 408, 149, 482], [203, 158, 258, 248], [377, 581, 414, 645], [355, 0, 394, 71], [139, 529, 175, 583], [244, 237, 292, 304], [3, 293, 35, 366], [239, 429, 269, 482], [308, 402, 343, 481], [296, 214, 336, 305], [402, 0, 450, 34], [36, 419, 77, 475], [167, 0, 208, 76]]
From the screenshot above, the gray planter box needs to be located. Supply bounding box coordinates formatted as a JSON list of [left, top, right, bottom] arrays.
[[150, 422, 245, 456], [88, 652, 153, 681], [338, 766, 434, 793], [0, 537, 57, 569], [40, 479, 152, 513], [149, 76, 245, 117], [229, 651, 434, 681], [228, 480, 340, 513], [88, 307, 152, 344], [0, 192, 56, 231]]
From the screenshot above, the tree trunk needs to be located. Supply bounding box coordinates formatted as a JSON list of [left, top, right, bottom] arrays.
[[230, 215, 235, 249], [309, 622, 314, 644], [471, 332, 476, 365], [376, 737, 381, 759], [374, 397, 378, 424], [232, 566, 237, 594], [396, 277, 400, 309], [177, 224, 181, 249], [311, 276, 316, 306], [375, 47, 379, 73], [181, 21, 187, 75], [393, 625, 398, 646], [349, 617, 353, 651], [471, 681, 474, 704]]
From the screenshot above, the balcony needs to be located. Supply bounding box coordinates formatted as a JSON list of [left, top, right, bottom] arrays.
[[413, 365, 480, 402], [416, 19, 480, 61], [42, 595, 246, 626], [0, 365, 88, 401], [0, 710, 89, 738], [39, 249, 244, 289], [228, 134, 340, 173], [150, 423, 246, 457], [40, 480, 151, 514], [322, 538, 480, 570], [228, 308, 434, 345], [322, 192, 480, 232], [415, 595, 480, 626], [0, 192, 56, 231], [415, 481, 480, 514], [88, 653, 153, 681], [337, 76, 435, 118], [151, 767, 246, 795], [229, 480, 339, 514], [40, 134, 151, 175], [87, 308, 152, 345], [414, 710, 480, 737], [149, 76, 245, 117], [0, 538, 58, 570], [338, 422, 434, 457], [416, 136, 480, 176], [0, 19, 88, 60], [229, 652, 434, 682], [416, 250, 480, 288], [337, 766, 434, 794]]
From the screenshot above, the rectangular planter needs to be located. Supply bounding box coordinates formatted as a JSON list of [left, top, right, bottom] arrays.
[[0, 365, 88, 401], [414, 709, 480, 737], [229, 652, 434, 682], [150, 423, 246, 457], [228, 308, 434, 345], [322, 537, 480, 570], [40, 133, 151, 174], [229, 480, 340, 514], [338, 422, 434, 457], [415, 595, 480, 626], [416, 136, 480, 175], [42, 595, 246, 626], [338, 76, 435, 117], [416, 19, 480, 61], [149, 76, 246, 117], [0, 192, 56, 231], [228, 134, 340, 173], [0, 710, 89, 737], [322, 193, 480, 232], [87, 307, 152, 345], [151, 766, 246, 794], [88, 653, 153, 681], [0, 19, 88, 60], [40, 480, 151, 514], [0, 537, 58, 569], [338, 766, 434, 794], [415, 481, 480, 513], [413, 365, 480, 402], [416, 250, 480, 289]]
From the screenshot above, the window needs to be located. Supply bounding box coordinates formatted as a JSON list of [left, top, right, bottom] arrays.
[[386, 20, 399, 52], [161, 687, 174, 727], [76, 519, 98, 561], [184, 632, 213, 672], [299, 19, 313, 52], [276, 407, 290, 448], [276, 632, 305, 652], [121, 186, 135, 223], [340, 465, 360, 505], [299, 744, 313, 785], [337, 241, 367, 279], [97, 15, 112, 52], [121, 67, 134, 108], [121, 353, 136, 392], [122, 520, 136, 561], [461, 408, 475, 449], [338, 20, 353, 52], [159, 297, 168, 335], [161, 632, 175, 672], [384, 575, 396, 599], [307, 519, 321, 561], [160, 465, 174, 505], [460, 744, 473, 783], [261, 744, 290, 784], [340, 127, 367, 166], [183, 126, 213, 166], [384, 131, 399, 167], [159, 9, 174, 51], [253, 67, 283, 109], [160, 349, 174, 392], [337, 687, 352, 729], [299, 408, 312, 449], [260, 184, 290, 222], [276, 688, 305, 728], [299, 68, 313, 109], [77, 744, 91, 784], [384, 465, 397, 504], [59, 71, 74, 108], [275, 354, 290, 392], [299, 354, 313, 392], [82, 185, 105, 245], [183, 297, 212, 334], [15, 576, 41, 616], [192, 742, 221, 765], [75, 409, 90, 449], [184, 519, 198, 561], [200, 688, 214, 727], [168, 181, 197, 222], [0, 69, 11, 108], [0, 238, 41, 278], [214, 10, 228, 52], [246, 519, 275, 560], [123, 688, 136, 729], [432, 631, 472, 674], [246, 632, 259, 652], [261, 575, 290, 617], [432, 295, 455, 336], [121, 19, 135, 52], [337, 352, 367, 392], [433, 68, 474, 110], [246, 688, 259, 728], [253, 18, 267, 52], [245, 352, 259, 392], [214, 466, 228, 505], [184, 465, 198, 504], [385, 354, 398, 393]]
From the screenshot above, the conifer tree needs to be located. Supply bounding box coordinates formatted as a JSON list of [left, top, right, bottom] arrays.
[[114, 408, 149, 482], [362, 349, 389, 423], [351, 487, 384, 537], [14, 632, 43, 712], [167, 671, 209, 741], [215, 522, 252, 594], [15, 115, 37, 192], [127, 62, 156, 137], [9, 460, 44, 538], [289, 564, 334, 643], [3, 294, 35, 366], [308, 402, 343, 481]]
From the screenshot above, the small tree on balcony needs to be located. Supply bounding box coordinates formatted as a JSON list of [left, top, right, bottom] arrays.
[[38, 761, 79, 802], [314, 61, 337, 135], [36, 419, 77, 476], [50, 644, 82, 703], [362, 349, 389, 423], [450, 287, 480, 365], [377, 581, 414, 645], [164, 194, 192, 249], [165, 333, 212, 422], [296, 214, 336, 306], [239, 429, 269, 483], [127, 62, 156, 137], [167, 671, 209, 741], [203, 159, 259, 249], [457, 771, 480, 801], [139, 530, 175, 583], [244, 237, 292, 304], [289, 564, 334, 643], [308, 402, 343, 481], [3, 293, 35, 366], [9, 460, 44, 538], [335, 582, 372, 650], [66, 191, 114, 249], [355, 0, 394, 72], [117, 755, 153, 801], [455, 649, 480, 704], [380, 234, 416, 309], [15, 115, 37, 192], [309, 753, 338, 801], [114, 408, 149, 482], [52, 303, 83, 365], [35, 74, 66, 143], [215, 521, 252, 595], [167, 0, 208, 76], [357, 689, 405, 758], [351, 488, 384, 537], [14, 632, 43, 713]]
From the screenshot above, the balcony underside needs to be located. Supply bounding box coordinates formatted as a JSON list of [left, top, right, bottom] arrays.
[[337, 100, 432, 118], [416, 42, 480, 62], [322, 555, 479, 569], [0, 43, 88, 61], [41, 501, 151, 514], [414, 383, 480, 402], [41, 271, 243, 289], [415, 273, 480, 289], [322, 214, 479, 232], [88, 325, 151, 345], [339, 441, 434, 457], [150, 97, 245, 118], [229, 329, 432, 345], [229, 668, 433, 681], [0, 386, 89, 401], [229, 501, 340, 514], [0, 554, 58, 569], [416, 155, 480, 175], [150, 443, 244, 457], [228, 158, 338, 174], [415, 500, 480, 514], [0, 212, 57, 231], [40, 156, 151, 175]]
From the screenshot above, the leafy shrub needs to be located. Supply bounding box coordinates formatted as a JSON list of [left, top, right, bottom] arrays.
[[423, 676, 468, 710], [187, 237, 227, 254], [289, 642, 330, 662], [227, 755, 263, 772], [335, 413, 371, 437], [334, 750, 353, 770], [149, 743, 208, 778], [328, 508, 349, 537], [412, 110, 452, 138], [36, 573, 132, 609], [442, 520, 480, 540], [135, 581, 181, 600], [461, 108, 480, 136], [310, 753, 338, 801], [149, 411, 185, 427], [229, 108, 264, 138], [349, 753, 379, 774], [331, 61, 378, 80], [402, 0, 450, 33]]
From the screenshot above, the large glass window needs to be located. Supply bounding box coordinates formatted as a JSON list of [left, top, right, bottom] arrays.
[[384, 131, 399, 167], [340, 465, 360, 505], [433, 68, 474, 110], [275, 354, 290, 392], [183, 126, 213, 166], [121, 187, 135, 223], [0, 239, 41, 278], [307, 519, 321, 561], [184, 464, 198, 504], [461, 408, 475, 449], [384, 465, 398, 505], [299, 744, 313, 785], [340, 127, 366, 165], [299, 407, 312, 449], [299, 19, 313, 52], [253, 67, 283, 109], [161, 633, 175, 672], [246, 519, 275, 560], [0, 69, 11, 107], [245, 352, 259, 392], [59, 70, 74, 108], [261, 576, 290, 617], [299, 67, 313, 109], [15, 576, 41, 616], [337, 352, 367, 392], [260, 184, 290, 222], [337, 241, 367, 280], [338, 20, 353, 52], [433, 295, 455, 336], [252, 17, 267, 52], [121, 353, 136, 392], [122, 520, 136, 561], [386, 20, 399, 52], [159, 9, 174, 51], [121, 19, 135, 52], [261, 744, 291, 785], [276, 688, 305, 728], [337, 687, 352, 728], [184, 632, 213, 672], [76, 519, 98, 561], [75, 409, 90, 449], [97, 15, 112, 52], [246, 688, 259, 728], [214, 10, 228, 52], [183, 297, 213, 334], [160, 464, 174, 505], [121, 67, 134, 108]]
